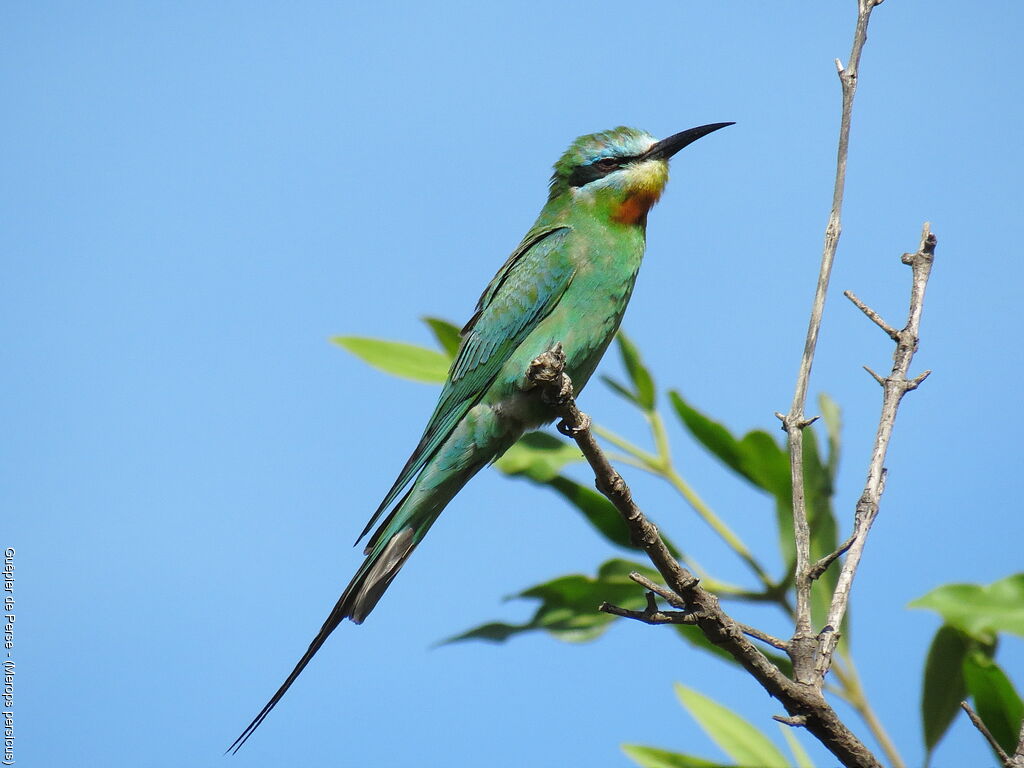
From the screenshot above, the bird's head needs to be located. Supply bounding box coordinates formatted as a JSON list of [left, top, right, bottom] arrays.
[[548, 123, 733, 226]]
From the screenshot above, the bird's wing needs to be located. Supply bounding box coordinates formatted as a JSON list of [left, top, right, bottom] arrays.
[[229, 227, 575, 754], [356, 225, 574, 545]]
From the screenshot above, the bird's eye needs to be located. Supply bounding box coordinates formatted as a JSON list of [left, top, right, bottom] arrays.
[[596, 158, 619, 171]]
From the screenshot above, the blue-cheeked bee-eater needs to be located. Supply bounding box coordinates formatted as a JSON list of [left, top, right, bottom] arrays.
[[230, 122, 732, 752]]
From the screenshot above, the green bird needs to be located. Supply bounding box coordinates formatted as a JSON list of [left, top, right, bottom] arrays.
[[229, 122, 732, 752]]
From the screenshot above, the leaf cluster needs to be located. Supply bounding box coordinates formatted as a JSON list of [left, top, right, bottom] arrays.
[[911, 575, 1024, 762]]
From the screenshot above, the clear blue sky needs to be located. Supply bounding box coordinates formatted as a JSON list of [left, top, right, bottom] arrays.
[[4, 2, 1022, 766]]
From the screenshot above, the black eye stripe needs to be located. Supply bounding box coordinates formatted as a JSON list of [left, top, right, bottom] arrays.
[[567, 154, 641, 188]]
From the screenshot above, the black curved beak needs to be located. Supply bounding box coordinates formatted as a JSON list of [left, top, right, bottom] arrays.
[[642, 122, 735, 161]]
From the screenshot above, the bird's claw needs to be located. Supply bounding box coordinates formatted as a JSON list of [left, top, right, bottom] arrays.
[[557, 413, 590, 437]]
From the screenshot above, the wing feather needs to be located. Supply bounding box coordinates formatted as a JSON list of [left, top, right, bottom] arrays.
[[355, 226, 574, 545]]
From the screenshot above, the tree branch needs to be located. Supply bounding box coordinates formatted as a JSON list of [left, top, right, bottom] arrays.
[[816, 224, 937, 675], [618, 572, 791, 651], [781, 0, 883, 687], [737, 623, 791, 652], [809, 533, 856, 581], [599, 597, 697, 626], [844, 290, 900, 340], [526, 346, 882, 768], [629, 571, 686, 608], [960, 701, 1013, 766]]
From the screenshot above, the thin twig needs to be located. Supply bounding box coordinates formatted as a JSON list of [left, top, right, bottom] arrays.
[[844, 290, 900, 340], [816, 225, 937, 678], [863, 366, 886, 387], [629, 571, 686, 608], [526, 346, 882, 768], [599, 600, 697, 626], [809, 534, 856, 580], [738, 624, 791, 652], [775, 715, 808, 727], [782, 0, 882, 687], [626, 572, 790, 650], [591, 424, 660, 468], [907, 369, 932, 390], [960, 701, 1011, 765], [605, 451, 656, 472]]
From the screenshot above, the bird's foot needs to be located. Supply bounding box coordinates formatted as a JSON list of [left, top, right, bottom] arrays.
[[526, 343, 566, 388], [527, 343, 576, 405], [557, 413, 590, 436]]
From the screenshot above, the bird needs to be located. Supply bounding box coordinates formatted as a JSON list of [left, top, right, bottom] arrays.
[[229, 122, 732, 752]]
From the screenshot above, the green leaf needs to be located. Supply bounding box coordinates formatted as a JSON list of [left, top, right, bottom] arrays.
[[909, 574, 1024, 641], [778, 723, 815, 768], [963, 650, 1024, 757], [546, 476, 650, 552], [817, 392, 841, 482], [443, 551, 791, 674], [547, 475, 683, 559], [622, 744, 730, 768], [616, 331, 656, 410], [438, 621, 527, 644], [669, 392, 747, 477], [668, 392, 789, 497], [421, 316, 462, 357], [669, 391, 800, 577], [675, 684, 789, 768], [921, 625, 971, 758], [494, 434, 684, 558], [442, 559, 661, 646], [667, 391, 844, 636], [332, 336, 451, 383], [668, 623, 751, 669], [602, 375, 643, 408], [493, 432, 583, 482], [773, 498, 796, 579], [802, 428, 841, 640], [736, 431, 792, 499]]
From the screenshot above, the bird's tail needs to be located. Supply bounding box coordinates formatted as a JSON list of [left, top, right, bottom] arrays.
[[225, 522, 419, 753], [228, 408, 516, 753]]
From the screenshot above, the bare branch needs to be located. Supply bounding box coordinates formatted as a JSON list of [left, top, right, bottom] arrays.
[[809, 533, 856, 581], [960, 701, 1012, 766], [738, 624, 791, 652], [629, 571, 686, 609], [527, 348, 882, 768], [862, 366, 886, 386], [775, 714, 808, 727], [780, 0, 882, 686], [624, 574, 791, 651], [599, 598, 697, 626], [844, 290, 900, 340], [907, 369, 932, 390], [817, 225, 937, 678]]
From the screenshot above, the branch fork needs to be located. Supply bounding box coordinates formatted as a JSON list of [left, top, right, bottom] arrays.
[[525, 345, 882, 768], [599, 593, 699, 627]]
